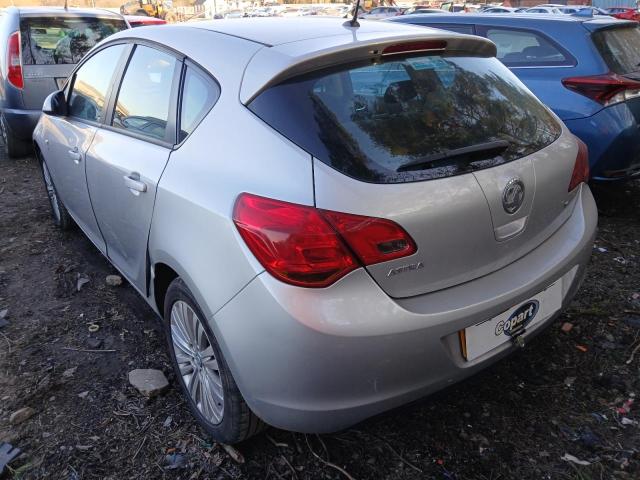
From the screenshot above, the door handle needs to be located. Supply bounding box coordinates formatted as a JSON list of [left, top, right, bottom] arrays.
[[68, 148, 81, 164], [124, 173, 147, 194]]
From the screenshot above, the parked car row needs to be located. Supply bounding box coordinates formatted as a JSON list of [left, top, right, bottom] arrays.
[[0, 6, 628, 445]]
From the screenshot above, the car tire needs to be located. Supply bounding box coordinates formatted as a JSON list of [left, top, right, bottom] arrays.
[[1, 114, 31, 158], [37, 150, 73, 230], [164, 278, 266, 444]]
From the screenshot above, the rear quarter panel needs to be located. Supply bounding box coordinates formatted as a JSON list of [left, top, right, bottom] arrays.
[[146, 31, 315, 322]]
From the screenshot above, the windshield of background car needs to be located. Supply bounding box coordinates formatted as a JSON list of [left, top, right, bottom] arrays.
[[592, 25, 640, 76], [20, 16, 127, 65], [249, 55, 561, 183]]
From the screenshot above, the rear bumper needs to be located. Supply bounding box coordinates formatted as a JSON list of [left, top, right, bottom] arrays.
[[564, 102, 640, 181], [2, 108, 41, 141], [212, 185, 597, 433]]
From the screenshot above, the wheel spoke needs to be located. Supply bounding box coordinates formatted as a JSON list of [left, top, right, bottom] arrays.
[[188, 369, 201, 399]]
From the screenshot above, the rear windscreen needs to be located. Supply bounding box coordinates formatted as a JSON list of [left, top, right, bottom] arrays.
[[249, 55, 561, 183], [20, 16, 127, 65], [592, 25, 640, 75]]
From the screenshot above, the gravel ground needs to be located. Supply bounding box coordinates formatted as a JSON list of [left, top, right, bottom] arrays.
[[0, 152, 639, 480]]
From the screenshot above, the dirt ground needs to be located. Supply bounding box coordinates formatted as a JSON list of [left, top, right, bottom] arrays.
[[0, 151, 639, 480]]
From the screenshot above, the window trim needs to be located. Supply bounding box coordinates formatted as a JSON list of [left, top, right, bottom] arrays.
[[101, 43, 182, 147], [174, 58, 221, 148], [475, 25, 576, 68], [65, 42, 132, 128]]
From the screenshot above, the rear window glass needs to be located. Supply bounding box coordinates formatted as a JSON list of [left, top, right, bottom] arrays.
[[485, 28, 572, 67], [592, 26, 640, 75], [249, 55, 561, 184], [20, 16, 127, 65]]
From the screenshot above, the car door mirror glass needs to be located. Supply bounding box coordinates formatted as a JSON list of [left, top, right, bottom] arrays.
[[42, 90, 68, 116]]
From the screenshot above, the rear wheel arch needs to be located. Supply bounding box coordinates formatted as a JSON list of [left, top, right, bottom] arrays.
[[152, 262, 179, 315]]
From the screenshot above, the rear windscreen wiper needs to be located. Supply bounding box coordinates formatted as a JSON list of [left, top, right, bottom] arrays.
[[396, 140, 510, 173]]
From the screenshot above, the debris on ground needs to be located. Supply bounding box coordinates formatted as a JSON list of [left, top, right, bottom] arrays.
[[560, 322, 573, 333], [105, 274, 123, 287], [163, 452, 186, 470], [9, 407, 35, 426], [0, 442, 21, 475], [128, 369, 169, 397], [76, 273, 90, 292], [561, 453, 591, 466], [62, 367, 77, 378], [222, 443, 245, 464]]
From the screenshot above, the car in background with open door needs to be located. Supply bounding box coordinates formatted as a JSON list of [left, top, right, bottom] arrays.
[[0, 7, 128, 157]]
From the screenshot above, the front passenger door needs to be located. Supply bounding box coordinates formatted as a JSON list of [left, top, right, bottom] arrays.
[[42, 44, 129, 254], [85, 44, 180, 292]]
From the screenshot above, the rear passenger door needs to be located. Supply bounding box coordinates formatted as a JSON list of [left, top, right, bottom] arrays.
[[85, 43, 181, 293]]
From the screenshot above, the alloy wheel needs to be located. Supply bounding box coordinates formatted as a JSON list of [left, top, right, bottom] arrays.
[[170, 300, 224, 424]]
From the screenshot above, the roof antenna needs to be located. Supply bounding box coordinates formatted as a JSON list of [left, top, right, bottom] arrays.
[[64, 0, 68, 10], [345, 0, 362, 28]]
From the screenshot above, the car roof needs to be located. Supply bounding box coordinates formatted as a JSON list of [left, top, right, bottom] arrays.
[[185, 17, 444, 46], [111, 18, 496, 103], [8, 6, 123, 18]]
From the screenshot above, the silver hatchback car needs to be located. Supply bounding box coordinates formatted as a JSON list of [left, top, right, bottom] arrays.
[[33, 18, 597, 444]]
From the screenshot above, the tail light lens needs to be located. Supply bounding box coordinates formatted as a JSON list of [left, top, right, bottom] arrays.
[[568, 138, 589, 192], [233, 193, 417, 288], [7, 31, 23, 90], [562, 73, 640, 106]]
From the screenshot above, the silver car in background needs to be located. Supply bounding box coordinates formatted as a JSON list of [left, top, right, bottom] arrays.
[[0, 7, 128, 157], [33, 18, 597, 444]]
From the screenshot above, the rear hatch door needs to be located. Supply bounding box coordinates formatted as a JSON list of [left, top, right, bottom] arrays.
[[249, 48, 578, 298], [19, 13, 127, 110]]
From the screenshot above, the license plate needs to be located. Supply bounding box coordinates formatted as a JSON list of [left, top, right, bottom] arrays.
[[462, 281, 563, 361]]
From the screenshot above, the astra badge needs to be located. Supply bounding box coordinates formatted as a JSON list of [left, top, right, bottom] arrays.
[[502, 178, 525, 214], [495, 300, 539, 337], [387, 262, 424, 278]]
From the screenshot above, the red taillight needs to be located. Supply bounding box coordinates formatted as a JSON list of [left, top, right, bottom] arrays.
[[562, 73, 640, 106], [320, 210, 416, 264], [7, 31, 23, 90], [233, 193, 417, 288], [382, 40, 447, 56], [568, 138, 589, 192]]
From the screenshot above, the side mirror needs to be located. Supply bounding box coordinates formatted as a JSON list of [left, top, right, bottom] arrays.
[[42, 90, 68, 116]]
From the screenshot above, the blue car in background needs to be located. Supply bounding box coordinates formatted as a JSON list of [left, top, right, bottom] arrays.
[[390, 13, 640, 181]]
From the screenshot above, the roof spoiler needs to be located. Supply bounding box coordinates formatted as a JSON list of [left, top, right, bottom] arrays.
[[240, 32, 497, 104]]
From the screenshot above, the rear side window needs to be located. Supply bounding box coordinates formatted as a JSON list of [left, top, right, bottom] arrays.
[[112, 45, 178, 142], [20, 16, 127, 65], [592, 26, 640, 75], [249, 55, 561, 184], [485, 28, 573, 67], [69, 44, 126, 122], [179, 67, 219, 142]]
